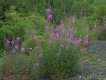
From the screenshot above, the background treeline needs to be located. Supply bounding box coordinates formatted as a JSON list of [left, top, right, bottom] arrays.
[[0, 0, 106, 22], [0, 0, 106, 48]]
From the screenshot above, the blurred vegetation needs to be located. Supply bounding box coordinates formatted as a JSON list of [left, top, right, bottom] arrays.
[[0, 0, 106, 23], [0, 41, 81, 80], [0, 0, 106, 79]]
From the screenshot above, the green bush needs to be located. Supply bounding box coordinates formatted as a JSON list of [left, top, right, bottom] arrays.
[[0, 6, 46, 38], [0, 6, 46, 50], [0, 41, 80, 80], [36, 42, 81, 80], [0, 7, 26, 39]]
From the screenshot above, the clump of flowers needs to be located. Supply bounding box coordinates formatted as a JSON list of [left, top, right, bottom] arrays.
[[49, 19, 89, 48], [49, 20, 82, 47]]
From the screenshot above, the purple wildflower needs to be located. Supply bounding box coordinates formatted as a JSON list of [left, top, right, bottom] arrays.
[[67, 35, 81, 46], [53, 31, 60, 39], [48, 14, 53, 22], [71, 37, 81, 46], [46, 6, 53, 23]]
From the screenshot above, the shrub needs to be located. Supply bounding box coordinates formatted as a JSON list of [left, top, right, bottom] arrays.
[[0, 6, 46, 50], [0, 41, 80, 80], [0, 6, 26, 39], [36, 42, 81, 80]]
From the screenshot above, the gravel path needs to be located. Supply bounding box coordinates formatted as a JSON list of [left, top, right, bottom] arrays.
[[69, 63, 106, 80], [87, 41, 106, 57], [68, 41, 106, 80]]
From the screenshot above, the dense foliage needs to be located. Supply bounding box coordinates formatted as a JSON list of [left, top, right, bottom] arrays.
[[0, 0, 106, 23], [0, 0, 106, 79], [0, 42, 81, 80]]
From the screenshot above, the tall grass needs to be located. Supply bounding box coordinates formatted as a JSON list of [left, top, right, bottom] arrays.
[[0, 41, 81, 80]]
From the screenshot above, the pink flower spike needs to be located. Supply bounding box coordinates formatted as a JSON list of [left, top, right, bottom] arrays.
[[48, 14, 53, 22], [71, 37, 81, 46], [53, 31, 60, 38]]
